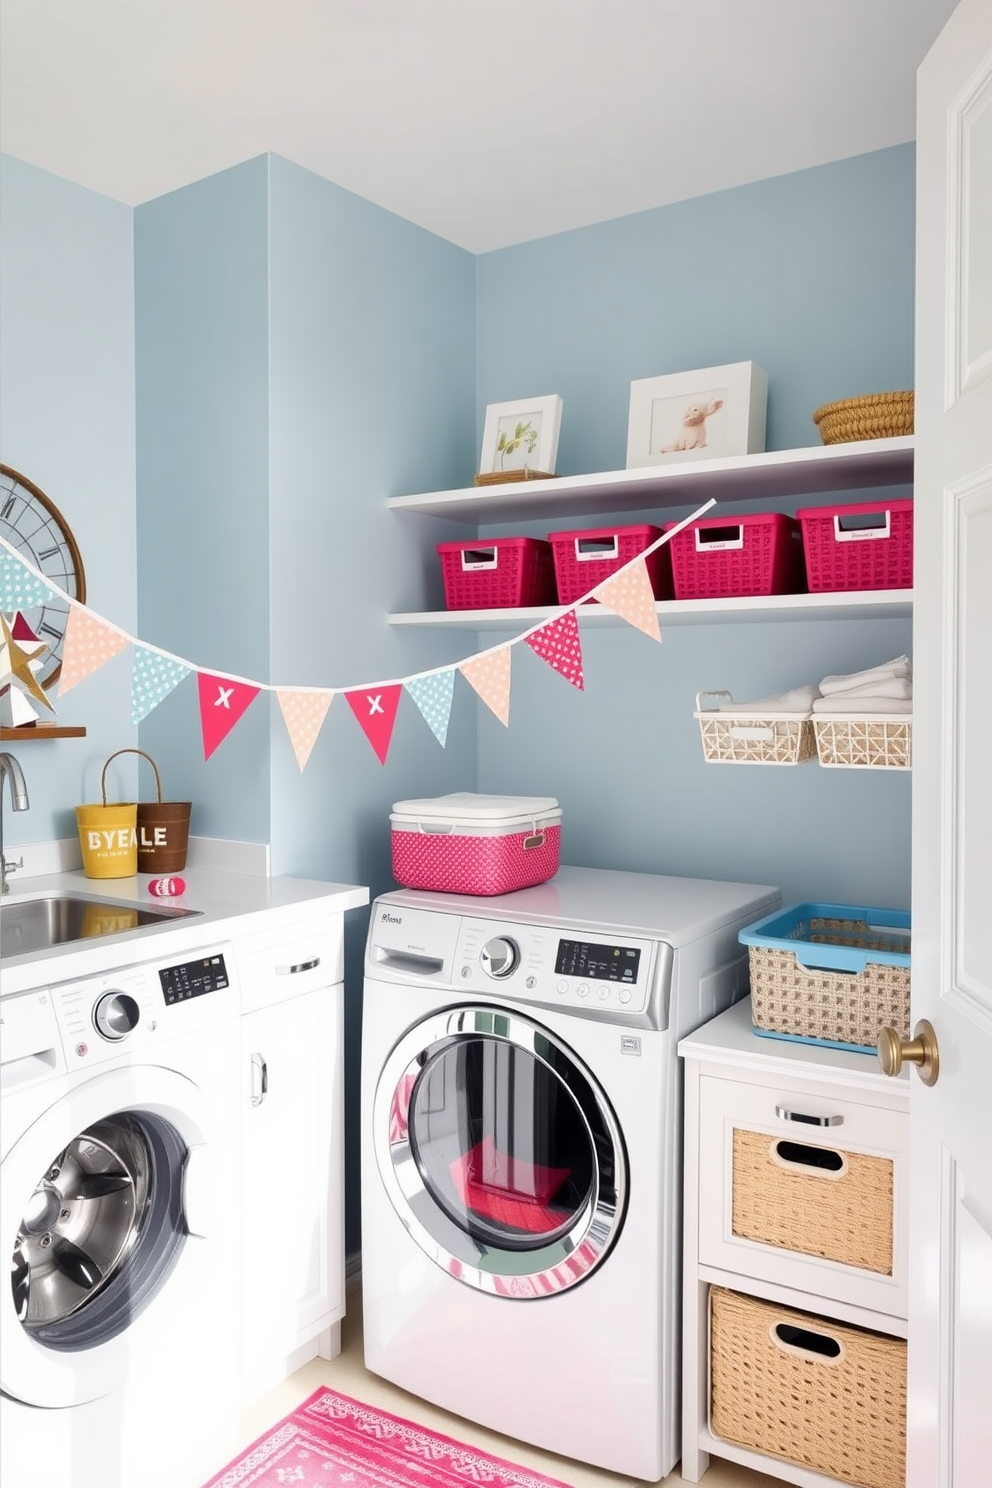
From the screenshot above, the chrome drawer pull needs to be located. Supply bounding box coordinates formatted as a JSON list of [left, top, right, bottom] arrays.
[[250, 1052, 268, 1107], [775, 1105, 844, 1127], [276, 957, 321, 975]]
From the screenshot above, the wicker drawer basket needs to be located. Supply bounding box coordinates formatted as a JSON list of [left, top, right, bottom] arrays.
[[732, 1127, 894, 1274], [813, 715, 912, 770], [710, 1287, 907, 1488], [694, 691, 815, 766]]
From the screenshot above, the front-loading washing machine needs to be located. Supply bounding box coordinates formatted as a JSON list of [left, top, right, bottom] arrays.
[[0, 942, 242, 1488], [361, 865, 779, 1482]]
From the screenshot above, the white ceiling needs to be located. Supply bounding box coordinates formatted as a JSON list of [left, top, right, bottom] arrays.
[[0, 0, 959, 253]]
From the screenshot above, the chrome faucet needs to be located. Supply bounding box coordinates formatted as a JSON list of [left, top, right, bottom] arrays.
[[0, 751, 30, 894]]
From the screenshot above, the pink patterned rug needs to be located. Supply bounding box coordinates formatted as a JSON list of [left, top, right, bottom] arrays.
[[202, 1386, 574, 1488]]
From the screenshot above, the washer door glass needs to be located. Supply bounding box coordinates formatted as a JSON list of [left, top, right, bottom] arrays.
[[375, 1006, 627, 1297], [10, 1110, 187, 1352]]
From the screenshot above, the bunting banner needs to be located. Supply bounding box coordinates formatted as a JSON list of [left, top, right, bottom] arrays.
[[131, 647, 192, 725], [404, 670, 455, 747], [459, 647, 512, 726], [58, 605, 130, 696], [197, 672, 261, 760], [523, 609, 584, 690], [594, 558, 663, 641], [0, 549, 56, 611], [277, 688, 334, 771], [345, 684, 403, 765]]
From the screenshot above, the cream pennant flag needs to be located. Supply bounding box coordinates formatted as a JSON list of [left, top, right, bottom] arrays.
[[58, 606, 130, 696], [594, 558, 662, 641], [459, 646, 512, 726], [277, 689, 333, 771], [523, 610, 584, 690]]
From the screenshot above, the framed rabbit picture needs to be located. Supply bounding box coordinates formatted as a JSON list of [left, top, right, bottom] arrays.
[[626, 361, 767, 469]]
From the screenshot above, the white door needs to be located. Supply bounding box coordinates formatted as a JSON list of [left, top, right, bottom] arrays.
[[910, 1, 992, 1482]]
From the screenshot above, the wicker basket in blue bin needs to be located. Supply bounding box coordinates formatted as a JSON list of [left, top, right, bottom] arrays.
[[739, 902, 911, 1054]]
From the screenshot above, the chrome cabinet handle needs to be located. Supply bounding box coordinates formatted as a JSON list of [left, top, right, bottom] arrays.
[[250, 1052, 268, 1107], [276, 957, 320, 975], [775, 1105, 844, 1127]]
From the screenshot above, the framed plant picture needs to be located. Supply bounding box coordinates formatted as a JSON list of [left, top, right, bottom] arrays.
[[479, 395, 563, 480], [626, 362, 767, 469]]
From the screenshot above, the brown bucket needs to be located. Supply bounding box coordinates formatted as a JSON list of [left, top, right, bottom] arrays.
[[102, 749, 192, 874]]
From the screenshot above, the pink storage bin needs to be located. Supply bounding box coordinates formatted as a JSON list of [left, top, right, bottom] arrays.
[[547, 524, 674, 604], [664, 512, 805, 599], [437, 537, 556, 610], [390, 791, 561, 896], [796, 498, 914, 592]]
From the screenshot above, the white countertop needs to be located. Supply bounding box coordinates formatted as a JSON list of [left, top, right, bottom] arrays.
[[0, 867, 370, 996]]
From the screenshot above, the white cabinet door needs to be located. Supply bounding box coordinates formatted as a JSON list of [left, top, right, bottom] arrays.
[[911, 1, 992, 1483], [240, 985, 344, 1396]]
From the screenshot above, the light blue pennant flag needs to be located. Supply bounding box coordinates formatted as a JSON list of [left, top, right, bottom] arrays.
[[405, 670, 455, 747], [0, 549, 57, 611], [130, 647, 191, 725]]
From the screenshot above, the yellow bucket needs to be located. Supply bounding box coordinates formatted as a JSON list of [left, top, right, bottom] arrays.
[[76, 801, 138, 879]]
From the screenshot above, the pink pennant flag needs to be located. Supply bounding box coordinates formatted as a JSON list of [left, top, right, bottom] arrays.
[[594, 558, 662, 641], [197, 672, 261, 760], [345, 685, 402, 764], [524, 610, 585, 690], [459, 647, 512, 726], [276, 689, 333, 771], [57, 606, 130, 696]]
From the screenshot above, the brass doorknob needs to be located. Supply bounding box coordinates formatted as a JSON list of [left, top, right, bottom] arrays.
[[877, 1019, 939, 1086]]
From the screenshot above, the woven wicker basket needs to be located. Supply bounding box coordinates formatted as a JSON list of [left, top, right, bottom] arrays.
[[749, 944, 910, 1049], [732, 1127, 894, 1274], [812, 391, 914, 445], [710, 1287, 907, 1488], [473, 469, 556, 486], [814, 715, 912, 770], [694, 691, 816, 766]]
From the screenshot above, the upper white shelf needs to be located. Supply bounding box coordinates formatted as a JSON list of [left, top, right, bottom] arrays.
[[387, 436, 914, 524]]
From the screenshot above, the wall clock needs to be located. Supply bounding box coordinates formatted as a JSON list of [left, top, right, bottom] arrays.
[[0, 464, 86, 690]]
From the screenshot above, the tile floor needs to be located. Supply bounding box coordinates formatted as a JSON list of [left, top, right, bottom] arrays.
[[231, 1279, 782, 1488]]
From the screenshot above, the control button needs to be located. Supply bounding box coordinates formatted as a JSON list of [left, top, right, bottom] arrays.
[[599, 988, 611, 1000], [619, 990, 632, 1004], [557, 980, 569, 994], [525, 976, 537, 990], [75, 1042, 89, 1058], [576, 984, 590, 999], [461, 965, 472, 979]]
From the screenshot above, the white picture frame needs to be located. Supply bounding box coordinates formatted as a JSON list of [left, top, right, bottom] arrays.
[[479, 394, 563, 477], [625, 362, 767, 469]]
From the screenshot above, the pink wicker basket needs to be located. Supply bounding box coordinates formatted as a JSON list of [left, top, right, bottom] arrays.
[[665, 513, 805, 599], [797, 499, 914, 592], [548, 524, 673, 604], [437, 537, 556, 610]]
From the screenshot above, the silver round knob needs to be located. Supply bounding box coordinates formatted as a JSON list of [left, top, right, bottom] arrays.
[[93, 991, 140, 1042], [480, 936, 519, 979]]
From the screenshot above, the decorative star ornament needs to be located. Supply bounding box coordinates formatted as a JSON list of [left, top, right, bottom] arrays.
[[0, 610, 54, 720]]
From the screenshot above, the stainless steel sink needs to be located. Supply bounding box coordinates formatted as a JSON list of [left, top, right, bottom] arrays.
[[0, 894, 201, 959]]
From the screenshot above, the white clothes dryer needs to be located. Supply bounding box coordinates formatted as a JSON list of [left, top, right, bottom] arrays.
[[361, 866, 779, 1482], [0, 943, 242, 1488]]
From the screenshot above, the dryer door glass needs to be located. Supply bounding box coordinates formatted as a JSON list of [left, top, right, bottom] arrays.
[[376, 1007, 627, 1296], [10, 1110, 187, 1350]]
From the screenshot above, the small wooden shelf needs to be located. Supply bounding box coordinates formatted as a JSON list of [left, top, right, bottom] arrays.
[[387, 436, 914, 524], [0, 725, 87, 740], [389, 589, 913, 631]]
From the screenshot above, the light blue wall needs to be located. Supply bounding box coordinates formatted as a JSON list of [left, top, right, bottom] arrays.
[[0, 155, 136, 848], [134, 158, 272, 842], [473, 146, 915, 909]]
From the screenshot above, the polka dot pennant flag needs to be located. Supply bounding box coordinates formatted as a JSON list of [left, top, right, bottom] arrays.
[[276, 688, 333, 771], [523, 609, 584, 690], [130, 647, 192, 725], [0, 549, 56, 612], [345, 684, 403, 765], [405, 670, 455, 747], [57, 606, 130, 696], [594, 558, 662, 642], [197, 672, 261, 760], [459, 646, 511, 726]]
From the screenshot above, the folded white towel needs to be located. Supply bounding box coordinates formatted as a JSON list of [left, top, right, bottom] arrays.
[[813, 695, 913, 714], [825, 676, 913, 701], [819, 655, 912, 696], [716, 684, 820, 715]]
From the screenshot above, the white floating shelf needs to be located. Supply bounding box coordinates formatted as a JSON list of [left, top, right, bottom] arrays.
[[387, 437, 914, 524], [388, 590, 914, 631]]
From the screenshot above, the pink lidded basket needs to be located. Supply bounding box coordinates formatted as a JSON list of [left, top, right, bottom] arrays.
[[547, 524, 673, 605], [796, 499, 914, 592], [390, 792, 561, 896], [437, 537, 556, 610], [664, 513, 805, 599]]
